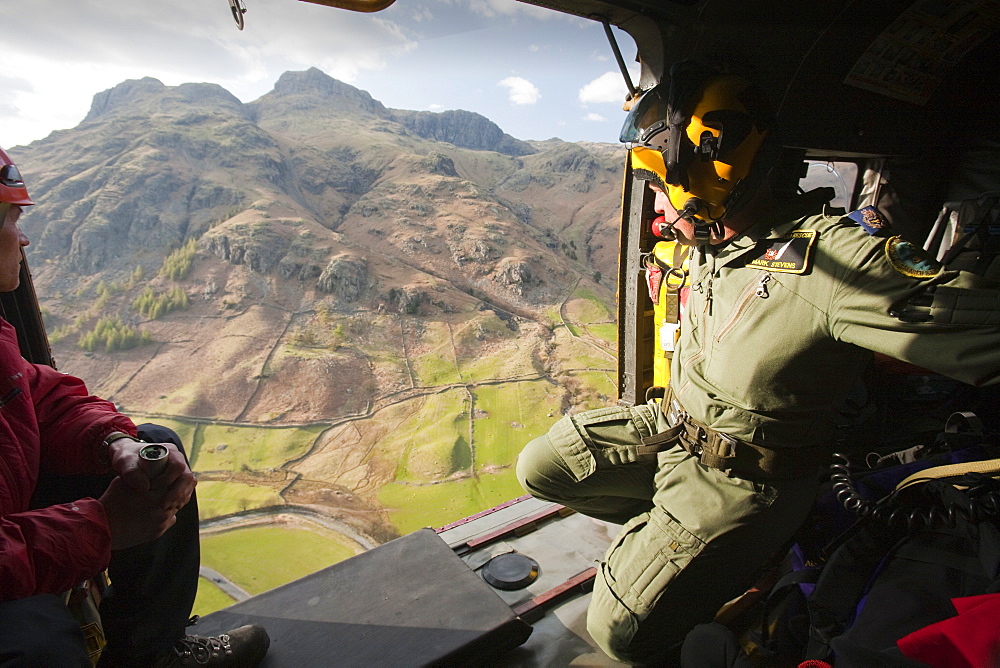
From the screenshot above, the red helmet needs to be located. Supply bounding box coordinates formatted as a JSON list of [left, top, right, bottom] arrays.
[[0, 147, 34, 206]]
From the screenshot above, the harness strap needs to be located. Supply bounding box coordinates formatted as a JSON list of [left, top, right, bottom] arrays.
[[636, 424, 685, 456], [639, 391, 827, 481]]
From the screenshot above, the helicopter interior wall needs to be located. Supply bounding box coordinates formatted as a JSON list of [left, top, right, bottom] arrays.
[[861, 29, 1000, 246], [601, 1, 1000, 158]]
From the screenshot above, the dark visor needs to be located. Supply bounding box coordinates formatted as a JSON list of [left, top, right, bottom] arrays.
[[0, 164, 24, 188], [619, 83, 670, 148]]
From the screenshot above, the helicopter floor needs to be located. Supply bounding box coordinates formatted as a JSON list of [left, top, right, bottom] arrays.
[[194, 496, 626, 666]]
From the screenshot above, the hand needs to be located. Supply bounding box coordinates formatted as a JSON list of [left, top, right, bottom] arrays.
[[106, 437, 197, 514], [98, 476, 178, 550]]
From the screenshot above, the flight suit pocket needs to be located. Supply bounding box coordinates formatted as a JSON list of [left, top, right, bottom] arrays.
[[601, 510, 706, 621], [574, 406, 661, 468], [547, 405, 660, 482]]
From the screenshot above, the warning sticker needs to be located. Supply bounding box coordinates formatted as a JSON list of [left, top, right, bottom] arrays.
[[844, 0, 1000, 105]]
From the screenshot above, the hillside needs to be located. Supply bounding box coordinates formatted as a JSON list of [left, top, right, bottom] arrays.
[[12, 69, 623, 605]]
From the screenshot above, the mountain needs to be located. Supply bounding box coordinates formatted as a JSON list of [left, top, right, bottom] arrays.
[[17, 67, 623, 419], [13, 69, 624, 545]]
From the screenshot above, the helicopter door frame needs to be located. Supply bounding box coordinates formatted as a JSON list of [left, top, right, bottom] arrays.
[[616, 157, 658, 406]]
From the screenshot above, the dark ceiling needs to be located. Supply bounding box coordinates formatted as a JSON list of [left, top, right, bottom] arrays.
[[521, 0, 1000, 158]]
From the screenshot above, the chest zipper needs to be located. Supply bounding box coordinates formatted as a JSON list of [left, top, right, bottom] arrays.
[[755, 273, 771, 298], [715, 272, 772, 342]]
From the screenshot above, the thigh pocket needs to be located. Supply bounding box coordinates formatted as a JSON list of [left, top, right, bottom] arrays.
[[561, 405, 659, 476], [602, 510, 707, 621]]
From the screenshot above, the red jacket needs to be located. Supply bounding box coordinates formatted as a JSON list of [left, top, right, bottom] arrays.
[[0, 319, 136, 600]]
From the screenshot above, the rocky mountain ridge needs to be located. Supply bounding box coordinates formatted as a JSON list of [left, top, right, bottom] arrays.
[[14, 68, 623, 424]]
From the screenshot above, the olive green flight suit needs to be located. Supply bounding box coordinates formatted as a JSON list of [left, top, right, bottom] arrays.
[[516, 196, 1000, 665]]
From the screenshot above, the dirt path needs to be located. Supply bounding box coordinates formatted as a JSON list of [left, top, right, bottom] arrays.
[[200, 566, 251, 601], [558, 277, 616, 359], [200, 504, 378, 551]]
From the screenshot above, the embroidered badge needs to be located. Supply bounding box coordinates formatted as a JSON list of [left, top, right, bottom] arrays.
[[848, 206, 892, 237], [885, 236, 941, 278], [744, 230, 818, 274]]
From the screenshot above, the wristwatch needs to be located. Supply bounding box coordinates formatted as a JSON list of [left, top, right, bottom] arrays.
[[100, 431, 139, 467]]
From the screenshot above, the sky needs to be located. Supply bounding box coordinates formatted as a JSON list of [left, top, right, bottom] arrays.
[[4, 0, 642, 150]]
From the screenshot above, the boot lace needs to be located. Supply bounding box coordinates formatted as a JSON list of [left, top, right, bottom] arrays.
[[171, 616, 233, 665]]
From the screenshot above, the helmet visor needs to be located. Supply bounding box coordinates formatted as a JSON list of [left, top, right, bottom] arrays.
[[0, 149, 33, 206], [619, 84, 669, 148], [0, 164, 25, 189]]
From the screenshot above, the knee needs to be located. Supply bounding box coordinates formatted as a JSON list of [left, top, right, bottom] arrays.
[[0, 595, 90, 667], [514, 434, 546, 493], [587, 579, 645, 665], [587, 613, 677, 667], [587, 616, 631, 664], [515, 432, 570, 502]]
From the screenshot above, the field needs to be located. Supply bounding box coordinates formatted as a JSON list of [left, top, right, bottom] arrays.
[[196, 481, 284, 520], [121, 292, 616, 618], [199, 524, 359, 595], [191, 423, 326, 472]]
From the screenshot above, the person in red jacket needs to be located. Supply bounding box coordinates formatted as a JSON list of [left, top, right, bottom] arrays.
[[0, 147, 269, 667]]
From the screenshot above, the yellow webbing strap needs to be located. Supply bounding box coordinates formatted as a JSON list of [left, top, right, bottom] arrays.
[[651, 240, 689, 387], [897, 458, 1000, 491]]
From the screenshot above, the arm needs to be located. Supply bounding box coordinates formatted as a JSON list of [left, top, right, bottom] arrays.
[[830, 232, 1000, 386], [0, 501, 111, 600], [25, 361, 136, 475]]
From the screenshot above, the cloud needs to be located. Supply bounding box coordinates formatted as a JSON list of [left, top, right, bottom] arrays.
[[0, 75, 33, 95], [1, 0, 422, 146], [5, 0, 415, 92], [465, 0, 566, 20], [579, 71, 631, 105], [2, 0, 627, 146], [584, 113, 606, 122], [498, 77, 540, 105]]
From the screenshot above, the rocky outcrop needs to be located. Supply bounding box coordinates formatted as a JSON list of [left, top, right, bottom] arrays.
[[251, 68, 387, 120], [316, 255, 368, 302], [84, 77, 167, 121], [418, 153, 459, 178], [492, 258, 540, 296], [386, 286, 427, 314], [85, 78, 247, 122], [202, 225, 291, 274], [389, 109, 535, 157]]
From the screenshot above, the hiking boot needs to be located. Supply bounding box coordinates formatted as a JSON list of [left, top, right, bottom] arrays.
[[152, 624, 270, 667]]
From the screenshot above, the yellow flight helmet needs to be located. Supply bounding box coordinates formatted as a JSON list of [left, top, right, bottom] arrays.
[[620, 61, 772, 234]]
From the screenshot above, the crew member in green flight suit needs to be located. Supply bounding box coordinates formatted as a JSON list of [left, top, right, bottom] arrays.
[[515, 60, 1000, 665]]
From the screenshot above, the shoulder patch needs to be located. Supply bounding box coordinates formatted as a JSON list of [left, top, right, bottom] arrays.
[[848, 206, 892, 237], [745, 230, 818, 274], [884, 236, 941, 278]]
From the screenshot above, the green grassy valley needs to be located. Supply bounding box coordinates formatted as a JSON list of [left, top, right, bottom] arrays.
[[164, 292, 615, 616]]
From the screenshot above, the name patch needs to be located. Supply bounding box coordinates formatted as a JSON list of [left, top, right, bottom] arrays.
[[744, 230, 818, 274]]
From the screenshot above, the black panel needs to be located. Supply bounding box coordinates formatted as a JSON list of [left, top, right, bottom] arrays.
[[193, 529, 532, 666]]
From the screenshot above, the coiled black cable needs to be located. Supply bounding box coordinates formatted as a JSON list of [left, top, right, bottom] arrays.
[[830, 452, 1000, 533]]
